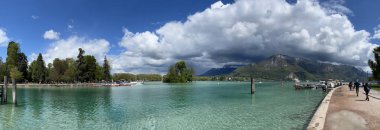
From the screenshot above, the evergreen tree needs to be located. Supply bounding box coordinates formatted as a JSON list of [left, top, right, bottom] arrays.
[[5, 41, 20, 76], [18, 52, 28, 82], [30, 53, 47, 83], [368, 46, 380, 80], [103, 56, 111, 81], [76, 48, 85, 82], [82, 55, 97, 82]]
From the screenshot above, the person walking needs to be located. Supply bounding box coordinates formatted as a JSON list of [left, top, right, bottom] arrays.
[[364, 83, 371, 101], [354, 80, 361, 97], [348, 81, 353, 91]]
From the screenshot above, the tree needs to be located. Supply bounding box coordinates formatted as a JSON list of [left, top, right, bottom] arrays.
[[95, 64, 104, 81], [4, 42, 28, 82], [163, 61, 193, 83], [368, 46, 380, 80], [30, 53, 47, 83], [82, 55, 97, 82], [10, 67, 22, 81], [63, 58, 76, 82], [18, 53, 28, 82], [6, 41, 20, 70], [0, 57, 3, 82], [76, 48, 86, 82], [103, 56, 111, 81], [49, 58, 69, 82]]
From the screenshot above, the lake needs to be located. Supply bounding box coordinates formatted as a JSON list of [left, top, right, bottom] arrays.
[[0, 81, 326, 129]]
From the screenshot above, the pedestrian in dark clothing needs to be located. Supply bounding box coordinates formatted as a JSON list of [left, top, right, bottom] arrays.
[[364, 83, 371, 101], [348, 81, 353, 91], [354, 80, 360, 97]]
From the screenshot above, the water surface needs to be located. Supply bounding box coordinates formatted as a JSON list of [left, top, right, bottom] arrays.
[[0, 82, 326, 129]]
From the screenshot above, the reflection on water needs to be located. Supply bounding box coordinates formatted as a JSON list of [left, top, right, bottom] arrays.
[[0, 82, 326, 129]]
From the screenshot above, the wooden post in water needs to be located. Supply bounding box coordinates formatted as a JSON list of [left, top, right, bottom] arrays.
[[0, 85, 3, 104], [251, 77, 255, 94], [12, 78, 16, 105], [4, 76, 7, 103]]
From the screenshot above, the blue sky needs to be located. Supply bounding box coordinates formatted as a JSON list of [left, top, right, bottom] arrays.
[[0, 0, 234, 57], [0, 0, 379, 74]]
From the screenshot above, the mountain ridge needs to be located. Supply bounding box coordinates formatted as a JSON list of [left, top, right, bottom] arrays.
[[201, 54, 367, 81]]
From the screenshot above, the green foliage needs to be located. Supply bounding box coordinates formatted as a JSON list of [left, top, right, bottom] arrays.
[[63, 58, 76, 82], [113, 73, 162, 81], [0, 57, 4, 82], [76, 48, 85, 81], [163, 61, 193, 83], [82, 55, 97, 82], [29, 53, 47, 83], [10, 67, 22, 80], [95, 64, 104, 81], [103, 56, 111, 81], [74, 48, 101, 82], [4, 41, 29, 82], [17, 53, 28, 81], [369, 46, 380, 81], [5, 41, 20, 71]]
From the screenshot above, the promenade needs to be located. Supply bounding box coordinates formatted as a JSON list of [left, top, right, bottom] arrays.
[[323, 86, 380, 130]]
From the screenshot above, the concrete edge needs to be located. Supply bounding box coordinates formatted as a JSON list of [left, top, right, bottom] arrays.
[[307, 86, 341, 130]]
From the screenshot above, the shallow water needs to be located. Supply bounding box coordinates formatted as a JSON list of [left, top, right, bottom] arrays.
[[0, 81, 326, 129]]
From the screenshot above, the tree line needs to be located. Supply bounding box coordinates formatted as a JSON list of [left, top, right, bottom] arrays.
[[0, 41, 111, 83], [112, 73, 162, 81]]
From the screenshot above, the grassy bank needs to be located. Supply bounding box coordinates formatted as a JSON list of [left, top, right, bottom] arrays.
[[369, 84, 380, 91]]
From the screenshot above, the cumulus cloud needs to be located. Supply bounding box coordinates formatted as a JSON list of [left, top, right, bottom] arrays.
[[373, 25, 380, 39], [0, 28, 10, 46], [41, 36, 110, 64], [43, 29, 60, 40], [113, 0, 376, 74], [320, 0, 352, 15]]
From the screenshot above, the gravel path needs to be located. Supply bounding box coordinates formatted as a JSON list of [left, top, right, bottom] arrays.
[[323, 86, 380, 130]]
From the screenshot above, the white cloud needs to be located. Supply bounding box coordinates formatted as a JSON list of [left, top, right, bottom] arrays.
[[31, 15, 39, 20], [43, 29, 60, 40], [0, 29, 10, 46], [68, 25, 74, 29], [320, 0, 352, 15], [373, 25, 380, 39], [113, 0, 376, 74], [41, 36, 110, 64]]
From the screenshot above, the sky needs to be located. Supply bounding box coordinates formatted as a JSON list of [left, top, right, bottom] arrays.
[[0, 0, 380, 74]]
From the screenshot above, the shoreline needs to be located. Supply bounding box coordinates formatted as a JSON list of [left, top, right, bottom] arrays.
[[1, 83, 102, 88], [307, 86, 340, 130]]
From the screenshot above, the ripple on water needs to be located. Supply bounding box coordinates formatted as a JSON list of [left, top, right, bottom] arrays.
[[0, 82, 325, 129]]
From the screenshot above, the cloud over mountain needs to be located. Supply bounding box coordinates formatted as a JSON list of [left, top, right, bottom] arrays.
[[113, 0, 377, 74]]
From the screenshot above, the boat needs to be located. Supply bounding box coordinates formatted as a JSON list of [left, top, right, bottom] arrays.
[[130, 81, 144, 85]]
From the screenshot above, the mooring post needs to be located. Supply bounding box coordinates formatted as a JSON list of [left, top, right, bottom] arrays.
[[4, 76, 7, 103], [251, 77, 255, 94], [12, 78, 16, 105], [0, 84, 3, 104]]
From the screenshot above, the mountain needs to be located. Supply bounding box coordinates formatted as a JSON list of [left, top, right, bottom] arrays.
[[203, 54, 367, 81], [200, 64, 245, 76]]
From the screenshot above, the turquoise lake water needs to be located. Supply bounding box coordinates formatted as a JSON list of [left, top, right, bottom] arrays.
[[0, 81, 326, 129]]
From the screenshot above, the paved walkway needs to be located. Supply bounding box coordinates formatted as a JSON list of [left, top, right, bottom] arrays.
[[323, 86, 380, 130]]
